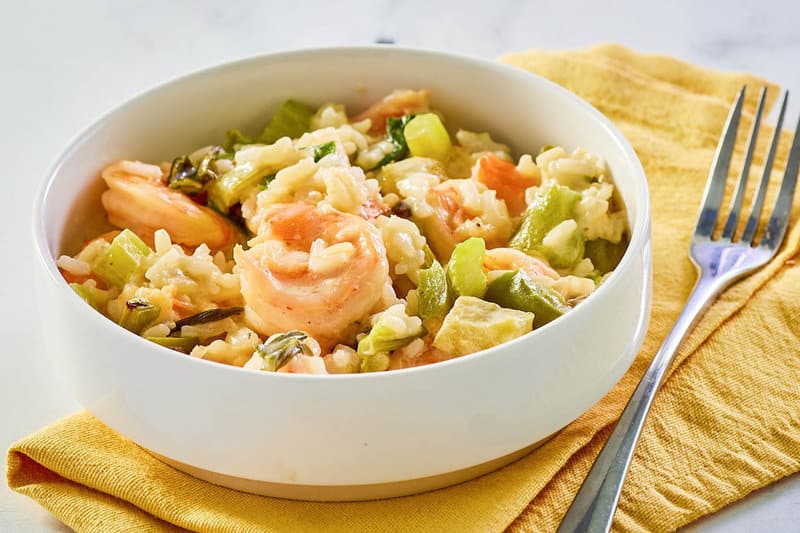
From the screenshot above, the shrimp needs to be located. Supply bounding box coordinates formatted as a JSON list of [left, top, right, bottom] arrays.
[[353, 89, 431, 135], [482, 247, 560, 280], [100, 161, 238, 251], [235, 203, 390, 351], [473, 153, 539, 216], [421, 179, 513, 260]]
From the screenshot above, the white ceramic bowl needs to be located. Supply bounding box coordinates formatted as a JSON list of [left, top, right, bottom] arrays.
[[33, 47, 651, 501]]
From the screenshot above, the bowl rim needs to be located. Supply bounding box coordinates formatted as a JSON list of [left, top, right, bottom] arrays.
[[32, 44, 651, 383]]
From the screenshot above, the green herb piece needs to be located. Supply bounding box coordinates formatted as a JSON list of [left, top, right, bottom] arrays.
[[255, 330, 313, 372], [372, 114, 416, 169]]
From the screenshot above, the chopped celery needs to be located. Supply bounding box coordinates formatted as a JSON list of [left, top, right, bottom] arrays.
[[146, 335, 199, 354], [417, 259, 452, 321], [360, 352, 391, 372], [446, 237, 488, 298], [69, 283, 97, 309], [223, 129, 254, 152], [509, 184, 582, 266], [255, 330, 313, 372], [432, 296, 534, 356], [207, 163, 266, 213], [167, 146, 222, 195], [170, 306, 244, 334], [404, 113, 452, 161], [373, 114, 415, 169], [484, 270, 570, 328], [259, 100, 314, 144], [357, 305, 424, 372], [118, 297, 161, 334], [584, 237, 628, 274], [308, 141, 336, 162], [91, 229, 152, 288]]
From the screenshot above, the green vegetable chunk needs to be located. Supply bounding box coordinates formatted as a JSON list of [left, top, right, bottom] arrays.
[[308, 141, 336, 162], [146, 336, 199, 354], [91, 229, 152, 288], [509, 184, 582, 268], [584, 237, 628, 274], [207, 163, 268, 213], [433, 296, 534, 356], [167, 146, 223, 195], [223, 129, 254, 152], [542, 219, 585, 269], [255, 330, 313, 372], [69, 283, 97, 309], [118, 297, 160, 334], [446, 237, 488, 298], [372, 114, 416, 169], [259, 100, 314, 144], [417, 259, 452, 321], [357, 305, 424, 372], [404, 113, 452, 161], [484, 271, 570, 328]]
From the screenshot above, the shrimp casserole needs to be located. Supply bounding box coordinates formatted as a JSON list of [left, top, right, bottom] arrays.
[[58, 89, 629, 374]]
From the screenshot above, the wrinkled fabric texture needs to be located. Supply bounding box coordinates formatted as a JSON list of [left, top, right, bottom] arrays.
[[7, 44, 800, 533]]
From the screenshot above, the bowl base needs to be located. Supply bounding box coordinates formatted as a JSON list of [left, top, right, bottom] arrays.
[[151, 437, 549, 501]]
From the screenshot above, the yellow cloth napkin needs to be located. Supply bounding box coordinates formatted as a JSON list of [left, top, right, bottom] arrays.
[[8, 44, 800, 533]]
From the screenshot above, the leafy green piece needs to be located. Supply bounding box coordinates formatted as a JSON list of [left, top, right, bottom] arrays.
[[308, 141, 336, 162], [255, 330, 314, 372], [432, 296, 534, 356], [146, 336, 199, 354], [118, 297, 161, 334], [167, 146, 223, 195], [357, 306, 424, 372], [446, 237, 488, 298], [223, 129, 254, 153], [259, 100, 314, 144], [170, 306, 244, 334], [372, 114, 416, 169], [484, 270, 570, 328], [509, 184, 582, 267], [417, 259, 452, 321], [404, 113, 452, 161], [584, 237, 628, 274], [91, 229, 152, 289]]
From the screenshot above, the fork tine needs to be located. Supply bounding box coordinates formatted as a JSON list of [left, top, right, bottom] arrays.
[[721, 87, 767, 240], [760, 114, 800, 250], [741, 91, 789, 244], [695, 86, 746, 239]]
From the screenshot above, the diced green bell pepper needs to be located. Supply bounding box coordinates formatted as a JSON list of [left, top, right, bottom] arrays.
[[146, 335, 199, 354], [416, 259, 452, 321], [509, 184, 582, 268], [484, 270, 570, 328], [584, 237, 628, 274]]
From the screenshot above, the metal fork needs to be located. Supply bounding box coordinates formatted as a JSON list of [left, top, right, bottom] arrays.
[[558, 86, 800, 533]]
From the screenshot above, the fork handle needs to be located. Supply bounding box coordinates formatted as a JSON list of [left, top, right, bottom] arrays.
[[557, 274, 727, 533]]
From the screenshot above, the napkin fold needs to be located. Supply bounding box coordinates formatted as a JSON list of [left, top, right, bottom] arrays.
[[8, 44, 800, 533]]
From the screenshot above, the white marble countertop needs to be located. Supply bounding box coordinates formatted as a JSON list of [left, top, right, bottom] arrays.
[[3, 1, 799, 531]]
